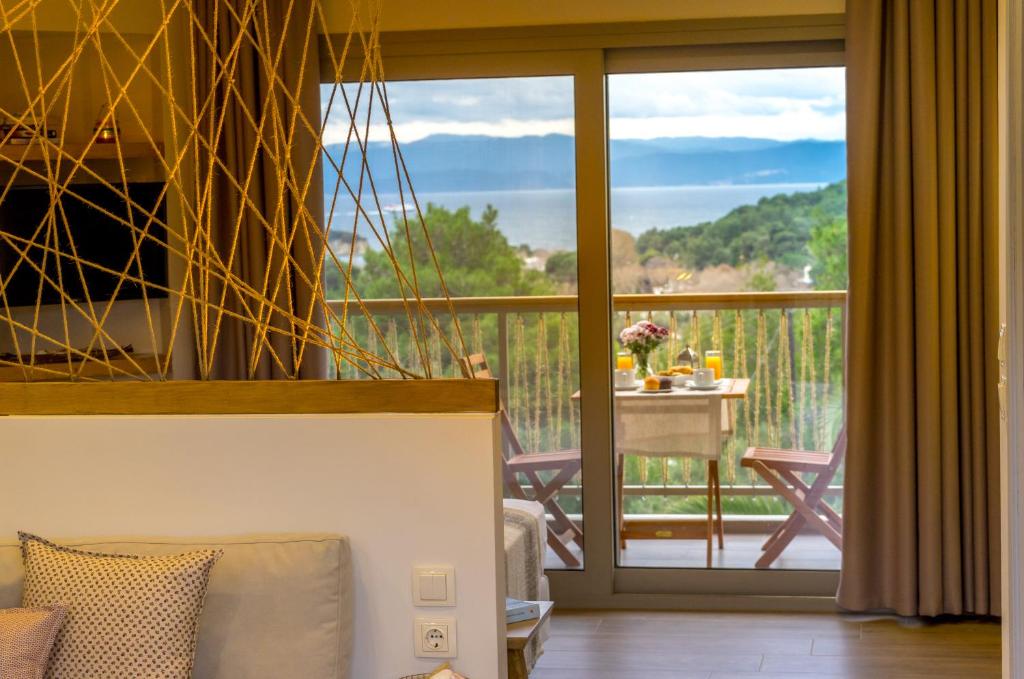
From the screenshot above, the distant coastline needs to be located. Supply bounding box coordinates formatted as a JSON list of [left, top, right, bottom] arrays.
[[324, 133, 846, 193], [325, 182, 828, 251]]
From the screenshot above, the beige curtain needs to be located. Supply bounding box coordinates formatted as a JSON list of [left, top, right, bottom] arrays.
[[192, 0, 327, 380], [839, 0, 1000, 616]]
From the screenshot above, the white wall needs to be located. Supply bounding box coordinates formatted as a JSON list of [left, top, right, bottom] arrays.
[[1000, 0, 1024, 674], [0, 413, 506, 679]]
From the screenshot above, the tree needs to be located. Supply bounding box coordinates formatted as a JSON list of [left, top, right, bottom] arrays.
[[634, 180, 848, 272], [808, 215, 849, 290], [745, 258, 778, 292], [354, 203, 555, 299], [544, 250, 578, 286]]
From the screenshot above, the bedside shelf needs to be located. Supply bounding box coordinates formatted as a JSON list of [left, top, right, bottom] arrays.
[[0, 141, 163, 164], [0, 353, 166, 382]]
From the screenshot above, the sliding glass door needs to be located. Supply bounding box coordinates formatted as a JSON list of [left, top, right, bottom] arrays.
[[607, 67, 848, 572], [322, 35, 849, 603]]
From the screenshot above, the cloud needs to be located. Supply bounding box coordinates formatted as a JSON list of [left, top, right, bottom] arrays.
[[607, 68, 846, 140], [320, 66, 846, 143], [608, 111, 844, 141]]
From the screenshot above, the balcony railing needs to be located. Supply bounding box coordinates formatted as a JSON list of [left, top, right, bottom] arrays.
[[327, 290, 846, 517]]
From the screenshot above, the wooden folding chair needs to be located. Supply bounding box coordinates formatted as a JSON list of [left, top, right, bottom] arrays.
[[741, 428, 846, 568], [462, 353, 584, 568]]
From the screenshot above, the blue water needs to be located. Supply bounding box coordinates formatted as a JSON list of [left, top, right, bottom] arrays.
[[326, 183, 826, 252]]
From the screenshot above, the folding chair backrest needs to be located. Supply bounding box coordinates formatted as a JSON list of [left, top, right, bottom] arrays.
[[461, 353, 494, 379], [827, 426, 848, 475], [461, 352, 524, 459]]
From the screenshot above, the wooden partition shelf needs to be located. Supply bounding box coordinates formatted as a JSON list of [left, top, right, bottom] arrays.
[[0, 378, 500, 415], [0, 353, 164, 382], [0, 141, 163, 164]]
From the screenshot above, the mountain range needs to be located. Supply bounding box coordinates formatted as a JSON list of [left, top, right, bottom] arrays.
[[323, 134, 846, 194]]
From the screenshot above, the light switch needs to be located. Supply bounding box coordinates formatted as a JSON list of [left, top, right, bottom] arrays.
[[413, 566, 455, 606], [424, 574, 446, 600]]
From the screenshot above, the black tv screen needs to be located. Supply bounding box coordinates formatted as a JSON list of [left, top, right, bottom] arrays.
[[0, 182, 168, 307]]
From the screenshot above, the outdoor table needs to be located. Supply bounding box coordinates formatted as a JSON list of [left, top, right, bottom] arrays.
[[573, 378, 750, 567]]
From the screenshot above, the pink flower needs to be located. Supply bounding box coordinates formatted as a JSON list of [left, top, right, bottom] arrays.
[[618, 321, 669, 353]]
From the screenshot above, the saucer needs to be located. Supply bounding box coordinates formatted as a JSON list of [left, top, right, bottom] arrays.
[[688, 380, 723, 391]]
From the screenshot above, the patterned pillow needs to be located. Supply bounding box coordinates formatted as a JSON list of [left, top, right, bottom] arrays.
[[19, 532, 221, 679], [0, 605, 67, 679]]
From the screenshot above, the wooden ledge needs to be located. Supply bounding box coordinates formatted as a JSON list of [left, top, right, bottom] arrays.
[[0, 379, 499, 416]]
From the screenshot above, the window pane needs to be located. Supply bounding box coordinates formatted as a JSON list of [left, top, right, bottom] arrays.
[[609, 67, 847, 295], [321, 76, 584, 569]]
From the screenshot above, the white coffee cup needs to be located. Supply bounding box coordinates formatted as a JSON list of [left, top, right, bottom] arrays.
[[693, 368, 716, 387], [614, 368, 636, 389]]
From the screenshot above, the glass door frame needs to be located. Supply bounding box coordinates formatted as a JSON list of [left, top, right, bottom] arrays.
[[322, 15, 848, 609]]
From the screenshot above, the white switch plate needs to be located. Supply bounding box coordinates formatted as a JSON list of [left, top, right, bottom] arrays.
[[412, 566, 455, 606], [415, 617, 457, 658]]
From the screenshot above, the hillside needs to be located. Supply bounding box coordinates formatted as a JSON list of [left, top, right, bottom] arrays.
[[635, 180, 848, 271], [343, 181, 848, 300], [323, 134, 846, 193]]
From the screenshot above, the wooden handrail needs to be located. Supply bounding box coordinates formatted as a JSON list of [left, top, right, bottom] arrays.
[[327, 290, 847, 315], [614, 290, 846, 311]]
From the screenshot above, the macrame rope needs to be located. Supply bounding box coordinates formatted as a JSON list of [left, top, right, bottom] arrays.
[[0, 0, 466, 382]]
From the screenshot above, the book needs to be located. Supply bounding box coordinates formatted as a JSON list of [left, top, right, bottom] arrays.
[[505, 597, 540, 624]]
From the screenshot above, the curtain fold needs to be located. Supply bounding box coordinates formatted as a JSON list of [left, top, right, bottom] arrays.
[[192, 0, 327, 380], [839, 0, 1000, 616]]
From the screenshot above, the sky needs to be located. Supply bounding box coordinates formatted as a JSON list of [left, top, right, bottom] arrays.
[[321, 67, 846, 145]]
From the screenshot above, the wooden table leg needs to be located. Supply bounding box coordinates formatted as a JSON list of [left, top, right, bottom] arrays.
[[507, 648, 529, 679], [706, 460, 713, 568], [617, 451, 626, 550], [711, 460, 725, 549]]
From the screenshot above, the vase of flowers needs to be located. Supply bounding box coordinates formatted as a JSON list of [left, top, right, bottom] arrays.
[[618, 320, 669, 379]]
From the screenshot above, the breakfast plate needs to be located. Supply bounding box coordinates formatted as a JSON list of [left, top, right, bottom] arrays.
[[640, 387, 674, 394]]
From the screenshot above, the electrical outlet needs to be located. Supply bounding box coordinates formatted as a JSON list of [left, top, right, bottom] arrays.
[[423, 625, 448, 652], [414, 617, 457, 658]]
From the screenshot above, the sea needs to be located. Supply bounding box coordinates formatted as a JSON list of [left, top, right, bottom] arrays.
[[326, 182, 827, 252]]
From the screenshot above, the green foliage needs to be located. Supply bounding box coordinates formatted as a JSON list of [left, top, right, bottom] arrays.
[[354, 203, 555, 299], [745, 258, 777, 292], [808, 215, 849, 290], [544, 250, 578, 285], [635, 180, 848, 272]]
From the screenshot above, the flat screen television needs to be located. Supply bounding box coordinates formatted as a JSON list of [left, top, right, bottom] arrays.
[[0, 182, 168, 307]]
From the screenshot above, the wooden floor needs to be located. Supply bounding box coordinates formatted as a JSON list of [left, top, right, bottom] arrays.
[[532, 610, 1001, 678], [546, 535, 842, 571]]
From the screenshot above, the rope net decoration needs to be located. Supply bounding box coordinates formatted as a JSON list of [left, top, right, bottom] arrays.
[[0, 0, 469, 381]]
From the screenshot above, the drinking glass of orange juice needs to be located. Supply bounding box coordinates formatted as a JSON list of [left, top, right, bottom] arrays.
[[704, 350, 723, 381], [616, 352, 634, 370]]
